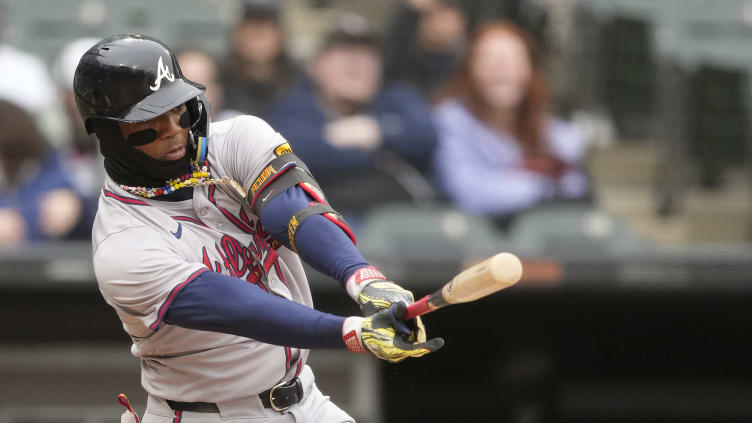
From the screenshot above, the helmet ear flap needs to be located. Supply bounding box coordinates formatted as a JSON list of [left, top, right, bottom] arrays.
[[185, 94, 210, 160], [185, 98, 201, 128], [178, 110, 190, 129], [187, 129, 196, 152], [84, 119, 96, 135], [187, 93, 210, 137]]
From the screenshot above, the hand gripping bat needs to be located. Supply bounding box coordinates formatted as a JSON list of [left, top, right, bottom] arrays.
[[404, 253, 523, 320]]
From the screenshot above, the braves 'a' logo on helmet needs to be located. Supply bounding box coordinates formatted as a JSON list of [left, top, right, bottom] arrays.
[[150, 56, 175, 91]]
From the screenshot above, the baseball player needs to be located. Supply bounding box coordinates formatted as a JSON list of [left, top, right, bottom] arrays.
[[74, 35, 443, 423]]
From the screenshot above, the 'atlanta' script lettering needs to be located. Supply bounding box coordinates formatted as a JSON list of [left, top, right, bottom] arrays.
[[200, 221, 286, 291]]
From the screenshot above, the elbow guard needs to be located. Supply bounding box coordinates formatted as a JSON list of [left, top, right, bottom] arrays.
[[249, 144, 355, 251]]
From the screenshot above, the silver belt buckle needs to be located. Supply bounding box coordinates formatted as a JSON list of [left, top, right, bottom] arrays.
[[269, 379, 295, 412]]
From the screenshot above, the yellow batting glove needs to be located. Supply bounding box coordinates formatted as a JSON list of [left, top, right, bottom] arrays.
[[345, 266, 427, 343], [346, 266, 413, 315], [358, 281, 414, 315], [342, 303, 444, 363]]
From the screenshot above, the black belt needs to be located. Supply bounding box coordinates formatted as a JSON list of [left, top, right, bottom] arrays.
[[165, 400, 218, 413], [166, 377, 304, 413]]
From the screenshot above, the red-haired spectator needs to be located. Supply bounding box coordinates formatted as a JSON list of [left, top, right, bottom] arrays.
[[433, 21, 589, 220]]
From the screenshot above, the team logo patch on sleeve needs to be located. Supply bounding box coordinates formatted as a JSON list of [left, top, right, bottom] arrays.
[[274, 143, 292, 157]]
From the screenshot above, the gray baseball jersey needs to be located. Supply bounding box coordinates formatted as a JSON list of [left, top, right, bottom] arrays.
[[92, 116, 313, 403]]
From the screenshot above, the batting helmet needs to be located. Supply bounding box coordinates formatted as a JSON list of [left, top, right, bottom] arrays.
[[74, 34, 210, 140], [73, 34, 212, 186]]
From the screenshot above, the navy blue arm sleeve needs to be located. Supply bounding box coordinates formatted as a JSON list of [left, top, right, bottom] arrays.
[[163, 270, 346, 349], [260, 185, 368, 286]]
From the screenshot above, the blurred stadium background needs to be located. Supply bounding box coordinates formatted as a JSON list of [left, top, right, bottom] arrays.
[[2, 0, 752, 422]]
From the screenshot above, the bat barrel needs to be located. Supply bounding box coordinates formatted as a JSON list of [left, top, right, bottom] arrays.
[[443, 253, 523, 304], [403, 252, 523, 320]]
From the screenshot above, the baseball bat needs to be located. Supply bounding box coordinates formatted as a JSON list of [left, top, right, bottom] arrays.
[[404, 252, 523, 320]]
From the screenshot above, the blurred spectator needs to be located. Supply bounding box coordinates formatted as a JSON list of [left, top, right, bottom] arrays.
[[384, 0, 468, 99], [219, 0, 295, 118], [267, 13, 437, 220], [462, 0, 549, 48], [177, 49, 241, 122], [433, 21, 589, 223], [0, 3, 57, 115], [52, 38, 102, 239], [0, 100, 84, 245]]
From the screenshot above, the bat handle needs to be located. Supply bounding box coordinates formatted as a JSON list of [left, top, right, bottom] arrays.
[[405, 295, 435, 320]]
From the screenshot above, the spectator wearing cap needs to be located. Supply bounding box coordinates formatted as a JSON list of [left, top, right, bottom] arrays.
[[219, 0, 296, 118], [267, 13, 438, 221], [384, 0, 468, 99]]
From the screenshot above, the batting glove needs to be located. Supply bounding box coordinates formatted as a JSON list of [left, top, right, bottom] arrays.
[[342, 303, 444, 363], [345, 266, 428, 343], [346, 266, 414, 316]]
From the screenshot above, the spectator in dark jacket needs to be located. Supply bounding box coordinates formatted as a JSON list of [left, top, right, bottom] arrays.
[[267, 13, 437, 220], [384, 0, 468, 99], [219, 0, 296, 118]]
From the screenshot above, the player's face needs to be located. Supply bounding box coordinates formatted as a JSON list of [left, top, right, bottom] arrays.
[[119, 104, 189, 161], [470, 30, 532, 111]]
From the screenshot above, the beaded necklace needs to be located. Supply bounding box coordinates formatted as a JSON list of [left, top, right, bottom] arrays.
[[119, 160, 246, 199]]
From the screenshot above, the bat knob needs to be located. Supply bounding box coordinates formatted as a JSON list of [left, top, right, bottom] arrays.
[[388, 303, 412, 336]]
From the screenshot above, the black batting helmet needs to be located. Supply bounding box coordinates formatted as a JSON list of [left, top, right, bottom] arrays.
[[73, 34, 212, 186], [73, 34, 210, 140]]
